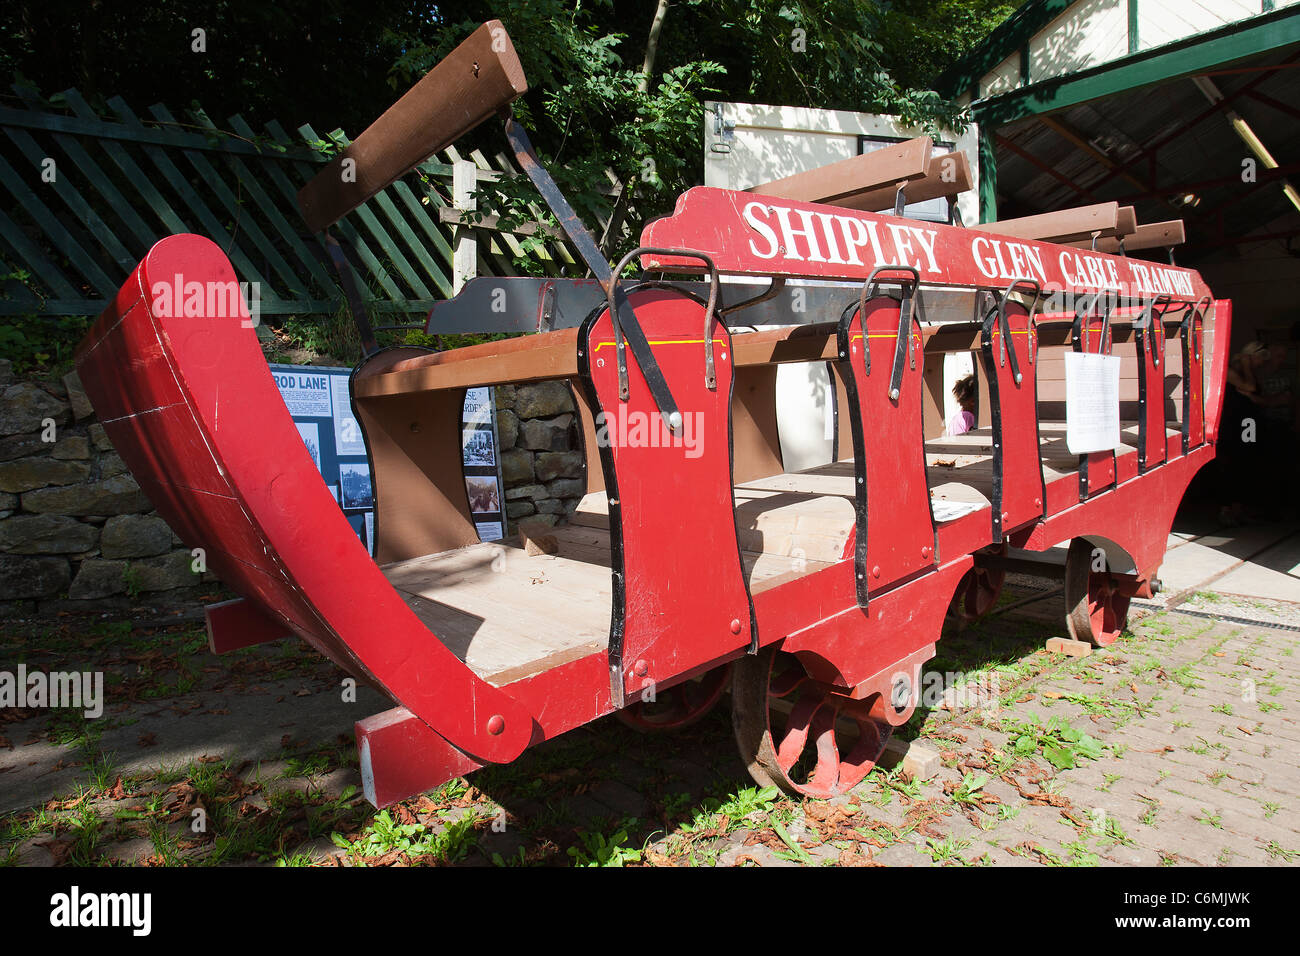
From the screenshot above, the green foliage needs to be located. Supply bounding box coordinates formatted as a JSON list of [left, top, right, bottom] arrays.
[[0, 311, 91, 375], [567, 821, 643, 866], [1004, 713, 1105, 770]]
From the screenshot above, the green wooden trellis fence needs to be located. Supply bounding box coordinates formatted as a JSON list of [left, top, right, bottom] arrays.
[[0, 85, 619, 320]]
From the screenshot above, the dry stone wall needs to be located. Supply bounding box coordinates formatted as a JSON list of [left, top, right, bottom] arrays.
[[0, 360, 213, 617], [0, 361, 589, 616], [494, 381, 587, 528]]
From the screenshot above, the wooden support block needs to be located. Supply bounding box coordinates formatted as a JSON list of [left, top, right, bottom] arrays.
[[204, 598, 289, 655], [1046, 636, 1092, 657], [517, 518, 559, 555], [879, 737, 941, 779], [356, 707, 479, 808]]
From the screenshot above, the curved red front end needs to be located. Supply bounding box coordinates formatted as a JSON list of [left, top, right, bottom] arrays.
[[74, 234, 532, 765]]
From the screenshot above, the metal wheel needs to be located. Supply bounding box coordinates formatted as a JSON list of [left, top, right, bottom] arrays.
[[1065, 538, 1132, 646], [949, 564, 1006, 622], [731, 646, 902, 798], [616, 663, 732, 732]]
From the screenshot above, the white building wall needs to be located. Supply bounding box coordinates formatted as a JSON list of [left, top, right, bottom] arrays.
[[978, 0, 1274, 100], [1030, 0, 1129, 82], [1138, 0, 1259, 50]]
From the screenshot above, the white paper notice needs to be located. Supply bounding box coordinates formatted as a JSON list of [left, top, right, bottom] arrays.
[[931, 499, 984, 523], [330, 377, 366, 455], [273, 369, 332, 417], [1065, 351, 1121, 455], [463, 387, 493, 426]]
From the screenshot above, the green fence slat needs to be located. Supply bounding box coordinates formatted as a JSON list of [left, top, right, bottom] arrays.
[[0, 152, 118, 297], [264, 120, 403, 303], [190, 109, 333, 294], [0, 103, 322, 163], [0, 207, 80, 300], [5, 127, 138, 277], [6, 88, 159, 259], [108, 97, 272, 291], [62, 90, 192, 241], [150, 104, 306, 298], [223, 114, 336, 293], [299, 124, 429, 302], [390, 179, 456, 269], [324, 130, 453, 298]]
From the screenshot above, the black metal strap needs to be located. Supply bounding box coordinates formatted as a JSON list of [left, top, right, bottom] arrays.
[[1073, 290, 1113, 355], [609, 248, 721, 402], [504, 114, 685, 429], [1185, 295, 1211, 363], [1136, 295, 1173, 368], [324, 233, 379, 357], [854, 264, 920, 402], [988, 277, 1041, 384]]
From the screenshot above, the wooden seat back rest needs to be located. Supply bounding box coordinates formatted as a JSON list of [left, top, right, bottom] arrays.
[[971, 202, 1127, 245], [297, 21, 528, 233], [747, 140, 974, 214], [747, 136, 932, 205], [831, 152, 974, 213], [1035, 341, 1186, 424]]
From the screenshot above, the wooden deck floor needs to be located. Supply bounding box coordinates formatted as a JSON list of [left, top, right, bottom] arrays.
[[381, 421, 1182, 687]]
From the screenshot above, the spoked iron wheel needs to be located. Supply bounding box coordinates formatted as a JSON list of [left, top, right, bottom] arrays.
[[616, 663, 732, 732], [1064, 538, 1132, 647], [948, 564, 1006, 623], [732, 647, 910, 798]]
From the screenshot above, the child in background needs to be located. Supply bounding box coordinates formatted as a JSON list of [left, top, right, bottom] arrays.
[[946, 374, 978, 436]]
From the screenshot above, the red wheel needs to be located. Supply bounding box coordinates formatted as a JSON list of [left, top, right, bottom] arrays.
[[949, 564, 1006, 622], [1065, 539, 1132, 646], [616, 663, 731, 732], [731, 647, 904, 798]]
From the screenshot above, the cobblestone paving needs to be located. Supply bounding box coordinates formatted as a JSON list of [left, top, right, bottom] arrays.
[[2, 594, 1296, 866]]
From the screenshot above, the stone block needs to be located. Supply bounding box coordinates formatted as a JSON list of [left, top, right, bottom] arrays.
[[0, 383, 70, 436], [100, 514, 173, 559], [514, 381, 573, 418], [0, 554, 71, 599], [0, 514, 99, 554], [21, 475, 152, 516], [0, 456, 92, 493]]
